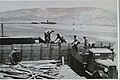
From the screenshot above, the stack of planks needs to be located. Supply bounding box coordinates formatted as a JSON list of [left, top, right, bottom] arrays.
[[0, 60, 61, 79]]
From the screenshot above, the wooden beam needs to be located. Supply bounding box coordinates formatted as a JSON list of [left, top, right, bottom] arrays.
[[4, 74, 29, 79], [1, 23, 4, 37]]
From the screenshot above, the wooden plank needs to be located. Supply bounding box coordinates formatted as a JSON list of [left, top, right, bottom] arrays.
[[4, 74, 29, 79], [0, 69, 27, 75], [37, 73, 59, 79], [13, 67, 30, 73], [21, 60, 59, 64], [28, 74, 43, 79]]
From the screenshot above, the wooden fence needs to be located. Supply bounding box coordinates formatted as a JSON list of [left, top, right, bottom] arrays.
[[0, 43, 73, 64], [0, 42, 114, 64]]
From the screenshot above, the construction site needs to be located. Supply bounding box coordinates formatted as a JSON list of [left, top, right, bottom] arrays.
[[0, 1, 118, 79], [0, 22, 118, 79]]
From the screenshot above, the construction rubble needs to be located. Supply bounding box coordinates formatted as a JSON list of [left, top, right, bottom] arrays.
[[0, 60, 84, 79]]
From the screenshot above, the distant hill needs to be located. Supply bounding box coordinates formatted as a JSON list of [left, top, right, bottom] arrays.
[[0, 7, 117, 26]]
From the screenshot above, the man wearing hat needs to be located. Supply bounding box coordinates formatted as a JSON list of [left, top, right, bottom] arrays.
[[71, 35, 78, 44], [9, 48, 21, 65], [44, 29, 54, 43], [72, 41, 80, 52], [54, 34, 67, 43], [83, 36, 88, 49]]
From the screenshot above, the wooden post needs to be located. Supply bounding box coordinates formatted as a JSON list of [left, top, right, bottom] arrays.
[[62, 56, 64, 66], [58, 43, 61, 59], [21, 44, 23, 60], [11, 44, 13, 51], [30, 44, 33, 61], [0, 45, 2, 63], [100, 42, 102, 47], [49, 44, 52, 60], [40, 44, 43, 60], [109, 43, 111, 49], [1, 23, 4, 37], [0, 45, 3, 63], [67, 43, 70, 65]]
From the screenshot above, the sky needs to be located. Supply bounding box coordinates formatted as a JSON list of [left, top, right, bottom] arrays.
[[0, 0, 118, 12]]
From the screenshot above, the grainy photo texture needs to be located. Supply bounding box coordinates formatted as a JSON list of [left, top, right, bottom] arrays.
[[0, 0, 118, 79]]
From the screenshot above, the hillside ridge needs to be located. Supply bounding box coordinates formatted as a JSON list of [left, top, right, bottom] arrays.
[[0, 7, 117, 26]]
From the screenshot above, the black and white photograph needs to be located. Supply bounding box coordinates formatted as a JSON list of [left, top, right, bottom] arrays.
[[0, 0, 119, 79]]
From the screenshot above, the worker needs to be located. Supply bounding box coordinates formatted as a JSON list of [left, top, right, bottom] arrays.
[[44, 29, 54, 43], [72, 41, 80, 52], [54, 34, 67, 43], [9, 48, 21, 65], [71, 35, 78, 44], [60, 36, 67, 43], [73, 23, 75, 25], [83, 36, 88, 48], [91, 43, 95, 48]]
